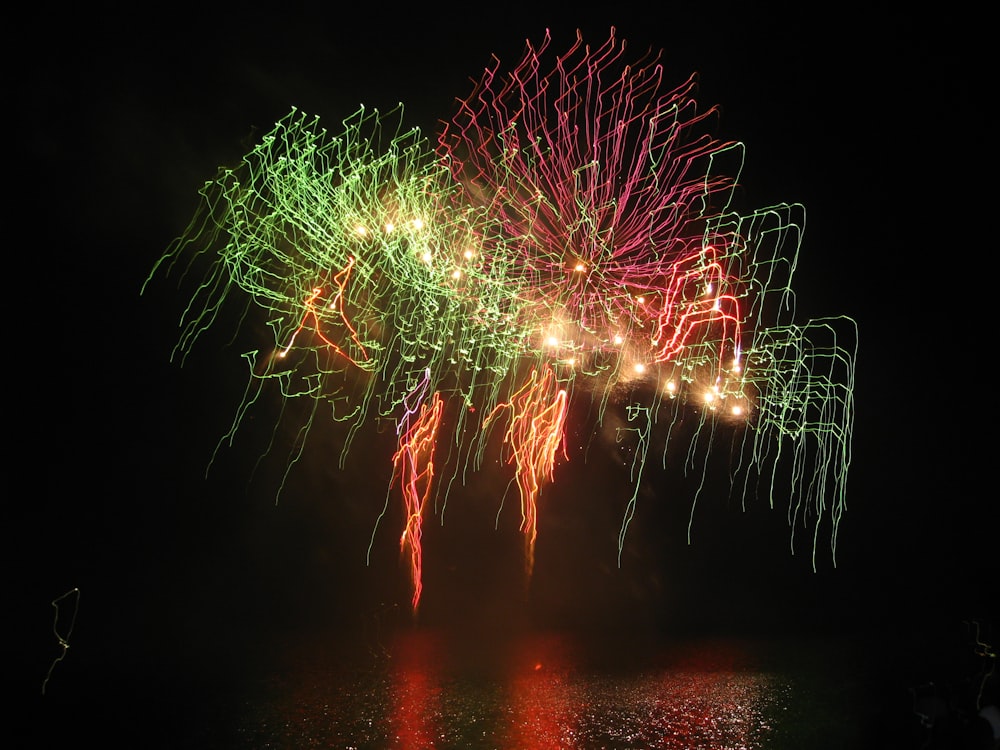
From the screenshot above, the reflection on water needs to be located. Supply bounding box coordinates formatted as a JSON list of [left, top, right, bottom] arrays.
[[208, 628, 861, 749], [497, 637, 785, 749]]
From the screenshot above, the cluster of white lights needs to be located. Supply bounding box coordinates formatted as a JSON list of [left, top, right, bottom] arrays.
[[353, 216, 426, 237], [350, 217, 486, 285], [531, 316, 752, 420], [351, 221, 751, 420]]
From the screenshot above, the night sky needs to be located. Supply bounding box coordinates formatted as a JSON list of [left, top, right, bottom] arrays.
[[11, 1, 996, 740]]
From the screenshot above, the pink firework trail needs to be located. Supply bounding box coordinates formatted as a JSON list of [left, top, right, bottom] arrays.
[[438, 28, 743, 376]]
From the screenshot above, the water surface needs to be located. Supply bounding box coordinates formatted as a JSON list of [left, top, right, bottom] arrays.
[[180, 627, 871, 749]]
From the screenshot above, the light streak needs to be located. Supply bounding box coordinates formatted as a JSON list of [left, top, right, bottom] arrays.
[[392, 375, 444, 613], [485, 368, 569, 575], [145, 29, 858, 614], [41, 587, 80, 695]]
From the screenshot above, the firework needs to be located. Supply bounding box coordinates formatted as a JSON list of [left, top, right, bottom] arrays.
[[145, 29, 857, 613]]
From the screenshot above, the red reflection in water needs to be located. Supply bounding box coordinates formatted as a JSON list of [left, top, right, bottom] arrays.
[[503, 632, 579, 748], [500, 635, 766, 748], [381, 630, 774, 749], [388, 630, 444, 748]]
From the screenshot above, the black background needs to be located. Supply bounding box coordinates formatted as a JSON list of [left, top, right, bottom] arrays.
[[10, 1, 996, 743]]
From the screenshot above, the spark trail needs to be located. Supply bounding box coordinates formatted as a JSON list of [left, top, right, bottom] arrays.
[[145, 28, 858, 615], [485, 368, 569, 576], [392, 372, 444, 612]]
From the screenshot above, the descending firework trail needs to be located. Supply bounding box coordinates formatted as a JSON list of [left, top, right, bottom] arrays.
[[389, 371, 444, 612], [484, 368, 569, 576], [145, 28, 858, 614]]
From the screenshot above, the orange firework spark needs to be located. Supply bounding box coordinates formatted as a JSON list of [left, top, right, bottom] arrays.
[[486, 368, 569, 576], [392, 390, 444, 613]]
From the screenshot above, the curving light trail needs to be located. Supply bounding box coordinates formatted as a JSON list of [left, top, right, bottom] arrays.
[[145, 28, 858, 614]]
